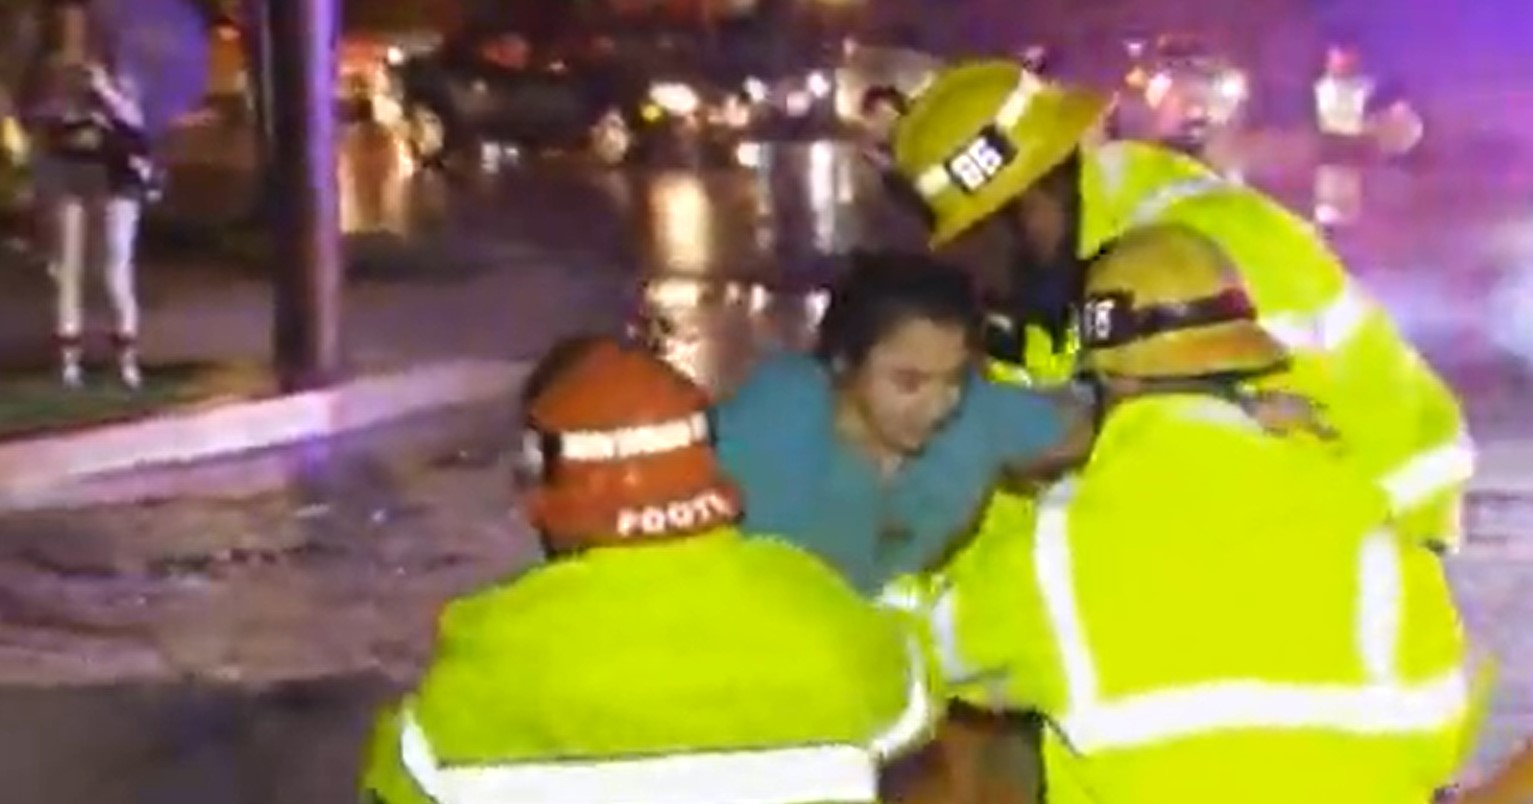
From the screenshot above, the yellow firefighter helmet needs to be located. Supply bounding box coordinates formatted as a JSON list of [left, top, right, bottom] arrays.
[[892, 59, 1110, 247], [1078, 226, 1289, 379]]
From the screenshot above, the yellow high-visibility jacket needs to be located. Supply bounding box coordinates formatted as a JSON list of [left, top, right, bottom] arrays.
[[363, 528, 939, 804]]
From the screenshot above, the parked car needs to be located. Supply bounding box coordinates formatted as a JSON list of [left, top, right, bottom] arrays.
[[392, 31, 745, 168]]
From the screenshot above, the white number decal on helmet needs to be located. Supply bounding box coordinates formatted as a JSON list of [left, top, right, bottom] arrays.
[[945, 126, 1015, 192], [1082, 296, 1119, 344]]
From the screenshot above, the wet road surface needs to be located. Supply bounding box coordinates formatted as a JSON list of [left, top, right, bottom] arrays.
[[316, 123, 1533, 421], [1, 124, 1531, 800]]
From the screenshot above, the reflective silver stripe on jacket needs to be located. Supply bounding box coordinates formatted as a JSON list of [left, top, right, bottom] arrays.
[[400, 714, 878, 804], [400, 637, 933, 802], [1030, 480, 1466, 753]]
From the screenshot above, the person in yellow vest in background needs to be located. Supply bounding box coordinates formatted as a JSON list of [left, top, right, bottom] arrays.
[[916, 235, 1474, 803], [361, 336, 939, 804], [889, 59, 1472, 553]]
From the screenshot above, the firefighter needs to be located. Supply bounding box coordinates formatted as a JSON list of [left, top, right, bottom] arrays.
[[914, 234, 1475, 803], [360, 336, 939, 804], [889, 59, 1471, 553], [882, 58, 1472, 801]]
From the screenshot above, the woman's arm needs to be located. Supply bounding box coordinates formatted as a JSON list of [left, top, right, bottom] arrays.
[[968, 378, 1096, 478]]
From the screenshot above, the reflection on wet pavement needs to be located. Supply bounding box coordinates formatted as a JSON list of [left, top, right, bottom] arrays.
[[332, 125, 914, 270], [323, 124, 1533, 424], [338, 126, 445, 239], [640, 274, 830, 391], [648, 173, 716, 275], [0, 406, 537, 801]]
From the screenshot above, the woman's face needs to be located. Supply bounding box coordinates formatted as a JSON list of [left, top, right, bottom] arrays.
[[843, 317, 971, 456]]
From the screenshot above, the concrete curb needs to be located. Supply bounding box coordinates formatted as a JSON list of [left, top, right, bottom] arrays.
[[0, 353, 1526, 525], [0, 358, 529, 511]]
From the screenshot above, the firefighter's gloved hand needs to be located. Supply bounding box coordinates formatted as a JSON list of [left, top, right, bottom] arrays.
[[1241, 390, 1339, 441]]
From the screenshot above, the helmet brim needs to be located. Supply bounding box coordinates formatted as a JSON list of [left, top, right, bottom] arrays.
[[1080, 320, 1288, 380]]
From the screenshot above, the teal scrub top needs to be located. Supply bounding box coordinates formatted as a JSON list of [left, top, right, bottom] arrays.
[[714, 352, 1070, 594]]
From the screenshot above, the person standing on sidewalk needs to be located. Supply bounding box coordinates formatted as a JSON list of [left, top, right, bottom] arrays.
[[362, 336, 939, 804], [20, 0, 156, 389]]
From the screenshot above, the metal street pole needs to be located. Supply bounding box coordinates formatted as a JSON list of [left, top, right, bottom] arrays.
[[268, 0, 343, 390]]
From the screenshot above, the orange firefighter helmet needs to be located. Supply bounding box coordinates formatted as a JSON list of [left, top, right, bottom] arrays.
[[517, 337, 740, 552]]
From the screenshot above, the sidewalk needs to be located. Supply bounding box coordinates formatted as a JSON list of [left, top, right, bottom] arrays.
[[0, 205, 631, 510]]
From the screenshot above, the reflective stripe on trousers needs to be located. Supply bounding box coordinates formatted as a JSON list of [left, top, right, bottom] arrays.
[[400, 638, 934, 803], [1128, 175, 1476, 522], [871, 638, 939, 760], [1027, 480, 1467, 754]]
